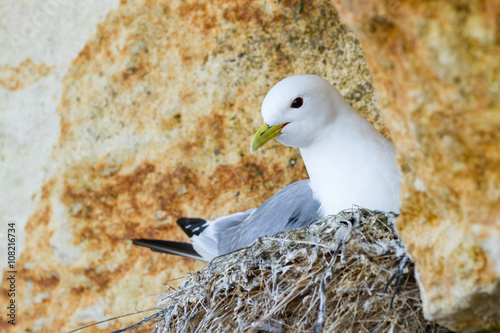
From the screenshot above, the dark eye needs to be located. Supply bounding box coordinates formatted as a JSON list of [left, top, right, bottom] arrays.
[[291, 97, 303, 108]]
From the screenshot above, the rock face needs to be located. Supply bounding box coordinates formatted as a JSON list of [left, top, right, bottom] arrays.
[[1, 0, 381, 331], [333, 0, 500, 331], [3, 0, 498, 331]]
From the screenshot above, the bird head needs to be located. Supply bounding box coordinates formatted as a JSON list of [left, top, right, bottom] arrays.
[[250, 75, 344, 153]]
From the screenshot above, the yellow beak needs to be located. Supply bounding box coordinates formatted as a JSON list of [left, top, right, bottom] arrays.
[[250, 122, 288, 154]]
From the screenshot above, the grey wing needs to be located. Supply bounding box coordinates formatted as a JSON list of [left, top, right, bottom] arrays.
[[134, 209, 258, 262], [191, 208, 257, 260], [217, 179, 321, 255], [136, 180, 321, 262]]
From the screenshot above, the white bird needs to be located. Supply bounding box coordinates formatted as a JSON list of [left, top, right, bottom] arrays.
[[133, 75, 401, 261]]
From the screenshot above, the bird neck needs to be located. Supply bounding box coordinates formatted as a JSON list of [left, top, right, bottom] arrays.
[[300, 110, 377, 163], [299, 110, 398, 216]]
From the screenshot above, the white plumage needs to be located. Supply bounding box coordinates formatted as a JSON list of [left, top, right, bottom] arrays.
[[260, 75, 401, 216]]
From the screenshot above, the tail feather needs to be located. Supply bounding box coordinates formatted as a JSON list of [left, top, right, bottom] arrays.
[[176, 218, 208, 237], [132, 239, 204, 261]]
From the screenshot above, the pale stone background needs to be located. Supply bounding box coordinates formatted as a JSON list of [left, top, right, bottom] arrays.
[[0, 0, 119, 273]]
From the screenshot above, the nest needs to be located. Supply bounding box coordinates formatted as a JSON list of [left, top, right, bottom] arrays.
[[131, 210, 451, 332]]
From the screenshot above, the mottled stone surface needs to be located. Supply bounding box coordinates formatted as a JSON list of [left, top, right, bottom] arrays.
[[333, 0, 500, 331], [1, 0, 382, 331]]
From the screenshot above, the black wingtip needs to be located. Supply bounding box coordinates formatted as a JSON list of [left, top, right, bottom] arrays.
[[132, 238, 204, 261], [176, 217, 208, 237]]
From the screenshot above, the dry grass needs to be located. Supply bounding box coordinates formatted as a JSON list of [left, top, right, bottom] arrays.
[[134, 209, 451, 333]]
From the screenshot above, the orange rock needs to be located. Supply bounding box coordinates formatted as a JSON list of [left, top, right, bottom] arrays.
[[2, 0, 384, 331], [333, 0, 500, 331]]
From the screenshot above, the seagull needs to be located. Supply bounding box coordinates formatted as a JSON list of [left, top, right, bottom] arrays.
[[132, 75, 401, 261]]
